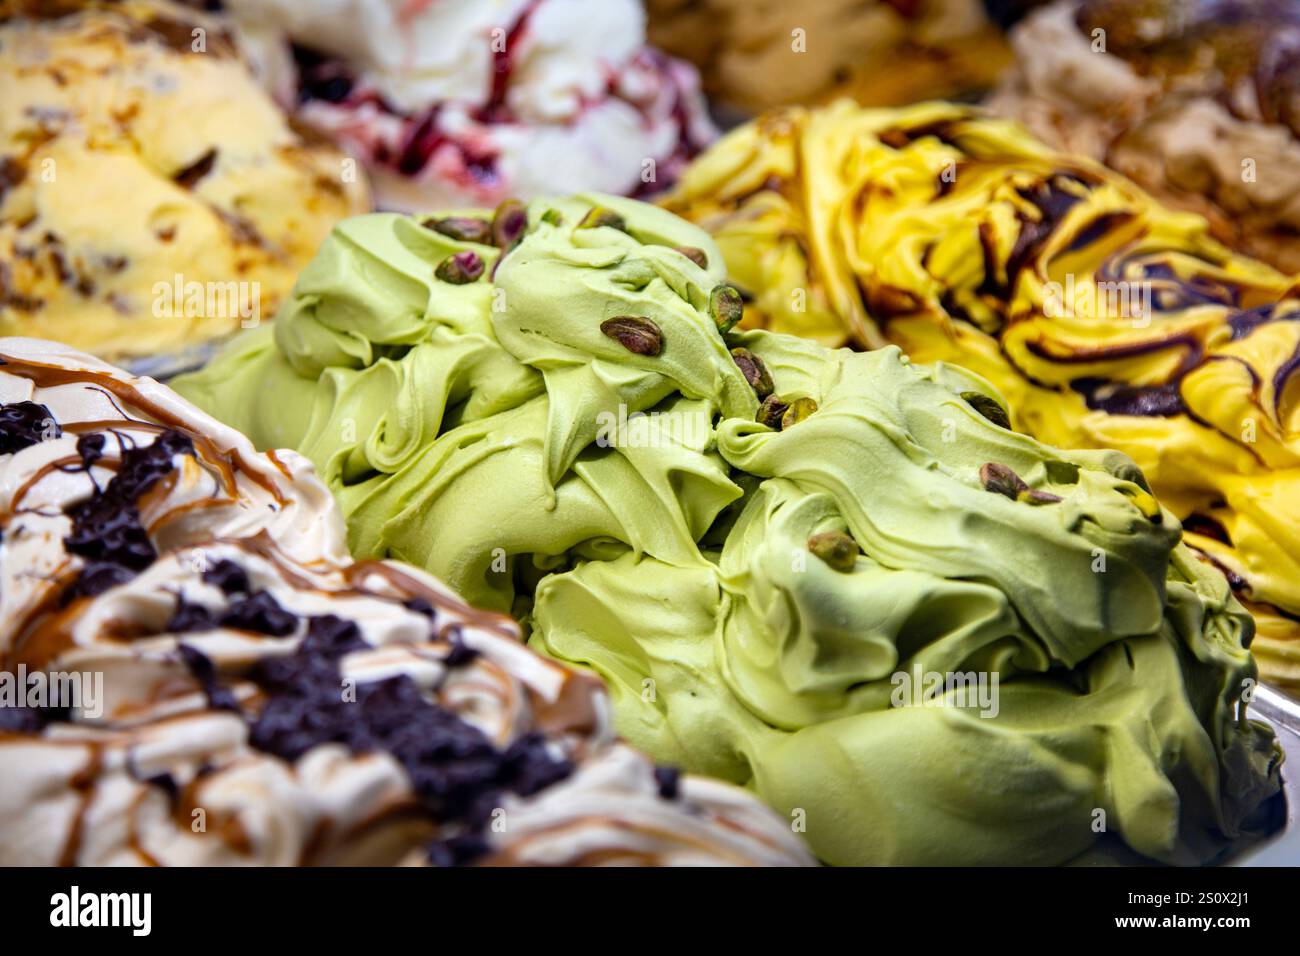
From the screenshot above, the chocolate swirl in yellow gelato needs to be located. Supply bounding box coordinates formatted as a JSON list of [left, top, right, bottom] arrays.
[[661, 100, 1300, 693], [176, 194, 1283, 865], [989, 0, 1300, 273]]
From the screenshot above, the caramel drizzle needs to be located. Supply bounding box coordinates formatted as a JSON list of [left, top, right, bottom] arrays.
[[0, 354, 613, 861], [0, 351, 286, 504], [57, 743, 102, 867]]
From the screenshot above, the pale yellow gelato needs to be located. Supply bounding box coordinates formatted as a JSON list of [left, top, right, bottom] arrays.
[[0, 0, 368, 366]]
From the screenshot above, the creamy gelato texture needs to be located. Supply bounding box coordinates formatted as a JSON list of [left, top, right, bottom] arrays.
[[0, 1, 368, 366], [0, 336, 811, 867], [663, 100, 1300, 693], [647, 0, 1014, 113], [224, 0, 715, 211], [177, 195, 1283, 865]]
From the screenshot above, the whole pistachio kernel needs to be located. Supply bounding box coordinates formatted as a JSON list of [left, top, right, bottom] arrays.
[[756, 394, 788, 429], [808, 531, 858, 572], [600, 316, 662, 356], [961, 392, 1011, 430], [781, 397, 818, 429], [427, 216, 492, 244], [730, 347, 774, 398], [492, 199, 527, 249], [979, 462, 1027, 500], [674, 246, 708, 268], [980, 462, 1062, 504], [578, 206, 627, 231], [709, 285, 744, 333], [435, 251, 485, 284]]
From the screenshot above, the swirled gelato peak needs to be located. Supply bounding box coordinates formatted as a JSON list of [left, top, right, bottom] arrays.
[[176, 195, 1284, 865], [0, 337, 812, 867]]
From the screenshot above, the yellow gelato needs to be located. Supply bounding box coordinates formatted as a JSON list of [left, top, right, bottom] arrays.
[[0, 0, 368, 366], [663, 100, 1300, 690]]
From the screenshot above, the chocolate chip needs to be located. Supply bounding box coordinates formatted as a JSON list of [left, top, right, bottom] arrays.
[[167, 589, 297, 637], [0, 401, 59, 454], [0, 705, 68, 733], [65, 561, 137, 601], [654, 765, 681, 800], [74, 432, 104, 469], [442, 627, 479, 668], [166, 599, 217, 633], [201, 559, 251, 595], [217, 590, 296, 636], [173, 148, 217, 190], [177, 644, 239, 712], [64, 430, 194, 595], [404, 597, 437, 619]]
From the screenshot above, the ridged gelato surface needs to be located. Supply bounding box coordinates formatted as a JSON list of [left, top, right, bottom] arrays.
[[176, 194, 1283, 865], [0, 336, 810, 867], [0, 1, 368, 365], [661, 100, 1300, 693]]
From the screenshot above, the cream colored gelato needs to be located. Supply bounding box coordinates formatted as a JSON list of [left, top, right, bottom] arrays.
[[224, 0, 716, 211]]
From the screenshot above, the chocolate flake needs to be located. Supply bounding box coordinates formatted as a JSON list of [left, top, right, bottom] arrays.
[[177, 609, 573, 865], [64, 430, 194, 598], [173, 148, 218, 190]]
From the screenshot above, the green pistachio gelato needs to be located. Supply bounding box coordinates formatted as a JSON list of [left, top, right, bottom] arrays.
[[175, 193, 1283, 866]]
